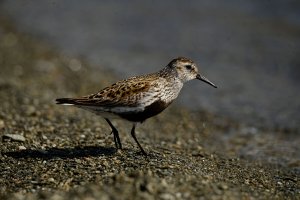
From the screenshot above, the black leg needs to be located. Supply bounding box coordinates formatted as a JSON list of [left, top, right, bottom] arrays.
[[131, 124, 147, 156], [105, 118, 122, 149]]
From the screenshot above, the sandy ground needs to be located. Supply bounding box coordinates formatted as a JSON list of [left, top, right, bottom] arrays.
[[0, 16, 299, 200]]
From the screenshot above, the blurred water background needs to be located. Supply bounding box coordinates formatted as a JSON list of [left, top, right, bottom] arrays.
[[1, 1, 299, 165]]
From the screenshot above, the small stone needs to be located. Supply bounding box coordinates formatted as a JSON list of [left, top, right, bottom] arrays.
[[48, 178, 55, 182], [161, 179, 168, 187], [160, 193, 174, 200], [74, 159, 81, 164], [3, 133, 26, 142], [25, 105, 36, 116], [175, 192, 182, 198], [18, 146, 26, 150], [102, 160, 109, 167], [80, 134, 86, 138], [277, 181, 283, 186], [0, 120, 4, 129], [146, 182, 155, 194], [219, 183, 228, 190]]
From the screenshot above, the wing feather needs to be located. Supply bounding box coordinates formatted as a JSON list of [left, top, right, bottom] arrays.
[[56, 75, 160, 112]]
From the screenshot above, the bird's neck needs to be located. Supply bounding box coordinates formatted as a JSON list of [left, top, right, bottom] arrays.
[[158, 66, 177, 79], [160, 79, 183, 104], [152, 66, 183, 104]]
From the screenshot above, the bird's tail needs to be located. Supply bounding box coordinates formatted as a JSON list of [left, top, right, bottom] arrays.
[[56, 98, 77, 105]]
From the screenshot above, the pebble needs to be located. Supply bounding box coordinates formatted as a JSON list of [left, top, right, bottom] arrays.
[[48, 178, 55, 182], [18, 146, 26, 150], [277, 181, 283, 186], [160, 193, 174, 200], [25, 105, 36, 116], [0, 120, 4, 129], [145, 182, 155, 194], [3, 133, 26, 142]]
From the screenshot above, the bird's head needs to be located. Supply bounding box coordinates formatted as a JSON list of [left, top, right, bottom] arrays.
[[168, 57, 217, 88]]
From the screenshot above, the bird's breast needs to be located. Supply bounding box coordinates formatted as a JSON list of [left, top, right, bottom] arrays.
[[157, 78, 183, 104]]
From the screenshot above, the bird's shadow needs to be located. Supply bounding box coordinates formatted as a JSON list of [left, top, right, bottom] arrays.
[[4, 146, 116, 160]]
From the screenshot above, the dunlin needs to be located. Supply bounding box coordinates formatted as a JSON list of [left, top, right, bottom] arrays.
[[56, 57, 217, 155]]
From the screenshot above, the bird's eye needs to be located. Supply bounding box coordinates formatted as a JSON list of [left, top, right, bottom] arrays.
[[185, 65, 192, 70]]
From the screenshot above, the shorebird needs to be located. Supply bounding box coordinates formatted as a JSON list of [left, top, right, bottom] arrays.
[[56, 57, 217, 155]]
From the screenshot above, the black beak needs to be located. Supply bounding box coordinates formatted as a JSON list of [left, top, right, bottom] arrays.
[[196, 74, 217, 88]]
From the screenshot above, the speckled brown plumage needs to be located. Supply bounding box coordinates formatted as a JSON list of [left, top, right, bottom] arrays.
[[56, 57, 217, 155]]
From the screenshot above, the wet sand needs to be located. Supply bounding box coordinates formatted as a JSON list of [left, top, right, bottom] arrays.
[[0, 16, 299, 199]]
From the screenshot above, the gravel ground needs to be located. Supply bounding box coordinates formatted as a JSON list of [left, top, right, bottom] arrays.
[[0, 16, 299, 200]]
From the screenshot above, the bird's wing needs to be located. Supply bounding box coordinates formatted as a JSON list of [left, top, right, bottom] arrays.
[[56, 75, 161, 112]]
